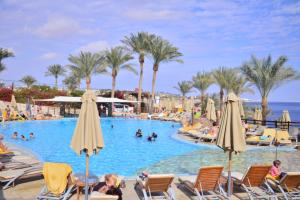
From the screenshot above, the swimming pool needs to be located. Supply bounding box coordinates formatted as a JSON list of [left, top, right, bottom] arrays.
[[1, 118, 299, 176], [0, 118, 200, 175]]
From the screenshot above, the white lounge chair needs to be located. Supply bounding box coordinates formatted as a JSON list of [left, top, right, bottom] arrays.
[[36, 162, 75, 200], [178, 166, 227, 199], [136, 174, 176, 200], [0, 165, 42, 189], [230, 165, 278, 200], [268, 172, 300, 200]]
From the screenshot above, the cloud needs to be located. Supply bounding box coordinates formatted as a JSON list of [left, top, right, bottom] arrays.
[[34, 16, 82, 38], [124, 9, 183, 21], [76, 40, 110, 53], [41, 52, 58, 60]]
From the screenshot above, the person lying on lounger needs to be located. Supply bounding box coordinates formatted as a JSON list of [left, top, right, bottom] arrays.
[[94, 174, 123, 200]]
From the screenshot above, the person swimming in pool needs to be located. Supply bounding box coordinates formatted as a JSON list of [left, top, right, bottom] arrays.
[[29, 132, 35, 139], [111, 124, 114, 129], [11, 132, 18, 139], [151, 132, 158, 138], [135, 129, 143, 137], [20, 135, 28, 141], [147, 134, 156, 142]]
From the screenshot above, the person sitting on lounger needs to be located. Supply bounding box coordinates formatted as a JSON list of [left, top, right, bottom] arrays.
[[11, 131, 18, 139], [29, 132, 35, 139], [94, 174, 123, 200], [136, 129, 143, 137], [21, 135, 28, 141], [267, 160, 285, 180], [208, 122, 219, 137]]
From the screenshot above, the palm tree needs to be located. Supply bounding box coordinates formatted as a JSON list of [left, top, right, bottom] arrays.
[[45, 64, 66, 88], [0, 48, 14, 73], [148, 36, 183, 113], [63, 76, 78, 93], [68, 51, 106, 89], [122, 32, 154, 113], [225, 73, 254, 96], [192, 71, 214, 110], [212, 67, 231, 113], [103, 46, 137, 98], [241, 55, 300, 121], [20, 75, 36, 88], [174, 81, 193, 109]]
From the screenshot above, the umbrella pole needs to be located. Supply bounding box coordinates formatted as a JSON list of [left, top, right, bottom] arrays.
[[85, 153, 89, 200], [227, 151, 232, 197]]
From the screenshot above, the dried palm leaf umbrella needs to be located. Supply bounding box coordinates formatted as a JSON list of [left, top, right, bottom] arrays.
[[252, 108, 258, 120], [216, 92, 246, 197], [11, 94, 18, 111], [279, 110, 291, 130], [70, 90, 104, 200], [238, 98, 245, 118], [206, 98, 217, 122]]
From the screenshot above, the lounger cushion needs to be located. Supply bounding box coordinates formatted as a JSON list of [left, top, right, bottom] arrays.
[[90, 191, 118, 200]]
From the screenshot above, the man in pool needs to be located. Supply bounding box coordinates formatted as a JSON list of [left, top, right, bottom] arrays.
[[29, 132, 35, 139], [136, 129, 143, 137], [151, 132, 158, 138], [20, 135, 28, 141], [94, 174, 122, 200], [11, 132, 18, 139]]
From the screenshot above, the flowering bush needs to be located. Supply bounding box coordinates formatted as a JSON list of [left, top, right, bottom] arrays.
[[0, 87, 13, 102], [0, 85, 67, 106]]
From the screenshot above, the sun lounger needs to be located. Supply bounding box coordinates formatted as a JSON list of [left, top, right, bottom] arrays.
[[275, 130, 292, 145], [246, 128, 276, 146], [200, 134, 217, 143], [230, 165, 278, 200], [178, 166, 227, 199], [268, 172, 300, 200], [36, 162, 75, 200], [0, 165, 42, 189], [246, 126, 266, 136], [136, 174, 176, 200], [289, 127, 299, 145]]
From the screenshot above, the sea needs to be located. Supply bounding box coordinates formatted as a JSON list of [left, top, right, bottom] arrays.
[[245, 102, 300, 122]]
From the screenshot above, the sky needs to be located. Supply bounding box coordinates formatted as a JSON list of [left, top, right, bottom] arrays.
[[0, 0, 300, 102]]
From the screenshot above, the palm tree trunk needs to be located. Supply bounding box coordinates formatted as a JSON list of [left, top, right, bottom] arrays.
[[137, 58, 144, 114], [200, 91, 205, 114], [111, 76, 116, 98], [150, 69, 158, 114], [55, 77, 58, 88], [219, 88, 224, 113], [182, 96, 185, 110], [261, 96, 268, 123], [86, 77, 91, 89]]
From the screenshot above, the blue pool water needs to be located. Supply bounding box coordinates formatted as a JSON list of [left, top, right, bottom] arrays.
[[1, 118, 299, 176], [0, 118, 199, 175]]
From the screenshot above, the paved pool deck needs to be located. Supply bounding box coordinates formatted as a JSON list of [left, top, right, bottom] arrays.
[[1, 178, 254, 200]]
